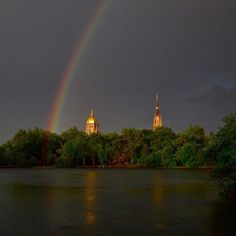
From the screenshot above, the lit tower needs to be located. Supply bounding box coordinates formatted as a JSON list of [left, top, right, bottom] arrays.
[[153, 94, 163, 130], [86, 109, 99, 135]]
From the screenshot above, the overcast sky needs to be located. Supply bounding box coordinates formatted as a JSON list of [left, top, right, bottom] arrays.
[[0, 0, 236, 142]]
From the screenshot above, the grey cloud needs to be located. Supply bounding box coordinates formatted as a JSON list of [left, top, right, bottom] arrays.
[[0, 0, 236, 142]]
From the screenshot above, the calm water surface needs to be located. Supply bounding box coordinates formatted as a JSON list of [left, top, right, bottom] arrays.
[[0, 169, 235, 236]]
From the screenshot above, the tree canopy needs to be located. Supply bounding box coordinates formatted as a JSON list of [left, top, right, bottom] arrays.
[[207, 113, 236, 200], [0, 112, 236, 200]]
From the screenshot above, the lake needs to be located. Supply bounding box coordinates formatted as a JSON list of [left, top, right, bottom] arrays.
[[0, 169, 235, 236]]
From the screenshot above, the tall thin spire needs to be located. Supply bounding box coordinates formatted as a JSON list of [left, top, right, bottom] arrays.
[[155, 94, 160, 116], [90, 109, 94, 117], [153, 94, 163, 130]]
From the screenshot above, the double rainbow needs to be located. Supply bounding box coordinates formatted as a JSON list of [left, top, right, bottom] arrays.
[[47, 0, 111, 133]]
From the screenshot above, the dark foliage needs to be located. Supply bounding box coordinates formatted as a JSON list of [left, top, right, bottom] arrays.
[[206, 113, 236, 200], [0, 112, 235, 199]]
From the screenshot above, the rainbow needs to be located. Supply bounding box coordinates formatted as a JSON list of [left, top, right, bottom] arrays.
[[47, 0, 111, 133]]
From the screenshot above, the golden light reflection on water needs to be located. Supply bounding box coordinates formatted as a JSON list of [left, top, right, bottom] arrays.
[[85, 171, 97, 225], [154, 171, 164, 206]]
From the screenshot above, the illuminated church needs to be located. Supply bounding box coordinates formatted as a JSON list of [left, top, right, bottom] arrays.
[[86, 109, 99, 135], [85, 95, 162, 134], [153, 94, 163, 130]]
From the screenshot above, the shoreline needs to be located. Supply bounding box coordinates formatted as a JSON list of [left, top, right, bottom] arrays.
[[0, 166, 214, 170]]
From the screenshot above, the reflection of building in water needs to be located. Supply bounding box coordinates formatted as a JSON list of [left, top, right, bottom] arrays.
[[154, 171, 164, 206], [85, 109, 99, 135], [153, 95, 163, 130], [85, 171, 97, 225]]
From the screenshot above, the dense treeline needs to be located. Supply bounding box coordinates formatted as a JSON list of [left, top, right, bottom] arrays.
[[0, 114, 235, 170], [0, 125, 210, 168], [0, 113, 236, 198], [206, 113, 236, 200]]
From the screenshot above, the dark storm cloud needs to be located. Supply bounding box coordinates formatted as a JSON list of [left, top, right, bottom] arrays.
[[189, 84, 236, 104], [184, 84, 236, 131], [0, 0, 99, 141], [188, 84, 236, 114], [0, 0, 236, 142]]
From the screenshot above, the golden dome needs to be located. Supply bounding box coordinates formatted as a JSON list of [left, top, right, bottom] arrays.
[[87, 116, 97, 124], [86, 109, 98, 124]]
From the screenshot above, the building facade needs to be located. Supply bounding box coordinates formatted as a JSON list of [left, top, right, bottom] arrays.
[[85, 109, 99, 135], [153, 95, 163, 130]]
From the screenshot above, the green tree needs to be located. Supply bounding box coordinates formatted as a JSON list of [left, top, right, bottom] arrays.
[[177, 143, 202, 167], [176, 125, 207, 146], [176, 125, 208, 167], [150, 127, 176, 151], [142, 152, 162, 168], [140, 143, 150, 159], [56, 140, 77, 167], [148, 127, 177, 167], [103, 132, 123, 165], [0, 128, 61, 167], [60, 127, 83, 144], [86, 135, 99, 167], [0, 144, 8, 166], [57, 131, 87, 167], [8, 128, 43, 166], [207, 113, 236, 199], [30, 156, 38, 166], [121, 129, 144, 164], [159, 145, 177, 168]]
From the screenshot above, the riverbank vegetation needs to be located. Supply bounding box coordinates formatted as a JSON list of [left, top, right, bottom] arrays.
[[206, 113, 236, 200], [0, 125, 209, 168], [0, 113, 235, 198]]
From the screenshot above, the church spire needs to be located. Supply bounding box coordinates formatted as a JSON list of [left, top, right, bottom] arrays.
[[90, 109, 94, 117], [155, 94, 160, 116], [153, 94, 163, 130]]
